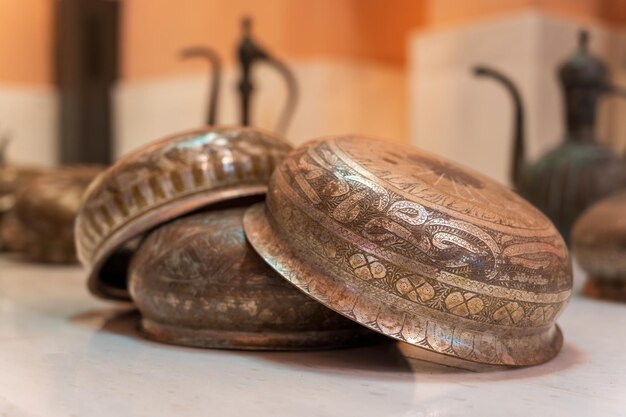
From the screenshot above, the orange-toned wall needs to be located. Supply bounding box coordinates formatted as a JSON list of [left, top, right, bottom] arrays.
[[0, 0, 53, 85], [121, 0, 425, 82], [423, 0, 626, 28], [0, 0, 624, 85]]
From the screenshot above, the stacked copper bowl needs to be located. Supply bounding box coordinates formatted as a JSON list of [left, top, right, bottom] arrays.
[[75, 126, 374, 350], [76, 130, 573, 366], [572, 192, 626, 301]]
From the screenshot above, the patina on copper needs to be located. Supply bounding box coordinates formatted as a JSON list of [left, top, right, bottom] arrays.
[[572, 192, 626, 302], [6, 166, 101, 263], [244, 135, 573, 367], [75, 126, 291, 301], [129, 207, 375, 350]]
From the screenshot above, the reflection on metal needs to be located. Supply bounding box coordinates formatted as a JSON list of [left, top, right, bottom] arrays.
[[180, 47, 221, 126], [474, 30, 626, 244], [244, 135, 572, 366]]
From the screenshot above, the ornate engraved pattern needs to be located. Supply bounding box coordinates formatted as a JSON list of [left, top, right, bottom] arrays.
[[244, 135, 573, 366], [75, 126, 291, 300]]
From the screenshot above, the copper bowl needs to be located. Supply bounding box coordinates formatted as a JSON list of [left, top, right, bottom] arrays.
[[572, 192, 626, 301], [244, 135, 573, 366], [75, 126, 292, 301], [5, 166, 101, 263], [129, 207, 375, 350]]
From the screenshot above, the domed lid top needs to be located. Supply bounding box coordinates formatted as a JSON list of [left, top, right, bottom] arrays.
[[244, 135, 572, 366], [559, 30, 609, 89]]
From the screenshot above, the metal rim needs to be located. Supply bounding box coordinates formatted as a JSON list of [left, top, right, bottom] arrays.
[[86, 185, 268, 300]]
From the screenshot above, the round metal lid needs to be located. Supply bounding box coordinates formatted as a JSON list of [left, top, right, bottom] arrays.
[[75, 126, 291, 301], [244, 135, 572, 366]]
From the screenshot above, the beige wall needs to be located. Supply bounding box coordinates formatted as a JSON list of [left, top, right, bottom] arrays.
[[0, 0, 53, 85]]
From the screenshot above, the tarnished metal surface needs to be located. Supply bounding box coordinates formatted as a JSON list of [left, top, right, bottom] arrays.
[[572, 192, 626, 302], [75, 126, 291, 301], [244, 135, 573, 366], [6, 166, 101, 263], [129, 207, 375, 350]]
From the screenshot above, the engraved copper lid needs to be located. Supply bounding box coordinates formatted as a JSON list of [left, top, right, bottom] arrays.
[[572, 192, 626, 301], [129, 207, 375, 350], [8, 165, 101, 263], [75, 126, 291, 301], [244, 135, 573, 366]]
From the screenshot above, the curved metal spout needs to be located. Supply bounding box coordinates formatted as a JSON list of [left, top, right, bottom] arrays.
[[473, 66, 526, 187], [181, 47, 222, 126], [237, 17, 298, 134]]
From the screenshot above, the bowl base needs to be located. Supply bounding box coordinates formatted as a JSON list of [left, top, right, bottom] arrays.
[[140, 318, 379, 351], [584, 279, 626, 302]]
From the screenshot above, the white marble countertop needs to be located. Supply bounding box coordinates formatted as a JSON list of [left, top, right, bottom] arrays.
[[0, 255, 624, 417]]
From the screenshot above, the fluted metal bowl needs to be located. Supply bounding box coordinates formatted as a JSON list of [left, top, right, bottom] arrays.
[[572, 192, 626, 301], [6, 166, 101, 263], [0, 165, 45, 251], [75, 126, 291, 301], [129, 207, 375, 350], [244, 135, 572, 366]]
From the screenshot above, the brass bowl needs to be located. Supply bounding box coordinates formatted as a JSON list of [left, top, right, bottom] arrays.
[[0, 165, 45, 251], [75, 126, 291, 301], [572, 192, 626, 301], [244, 135, 572, 366], [6, 166, 100, 263], [129, 207, 375, 350]]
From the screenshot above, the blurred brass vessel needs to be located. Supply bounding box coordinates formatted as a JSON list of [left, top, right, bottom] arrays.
[[75, 126, 291, 301], [129, 207, 374, 350], [474, 31, 626, 244], [572, 192, 626, 301], [0, 137, 45, 251], [244, 135, 572, 366], [5, 166, 101, 263]]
